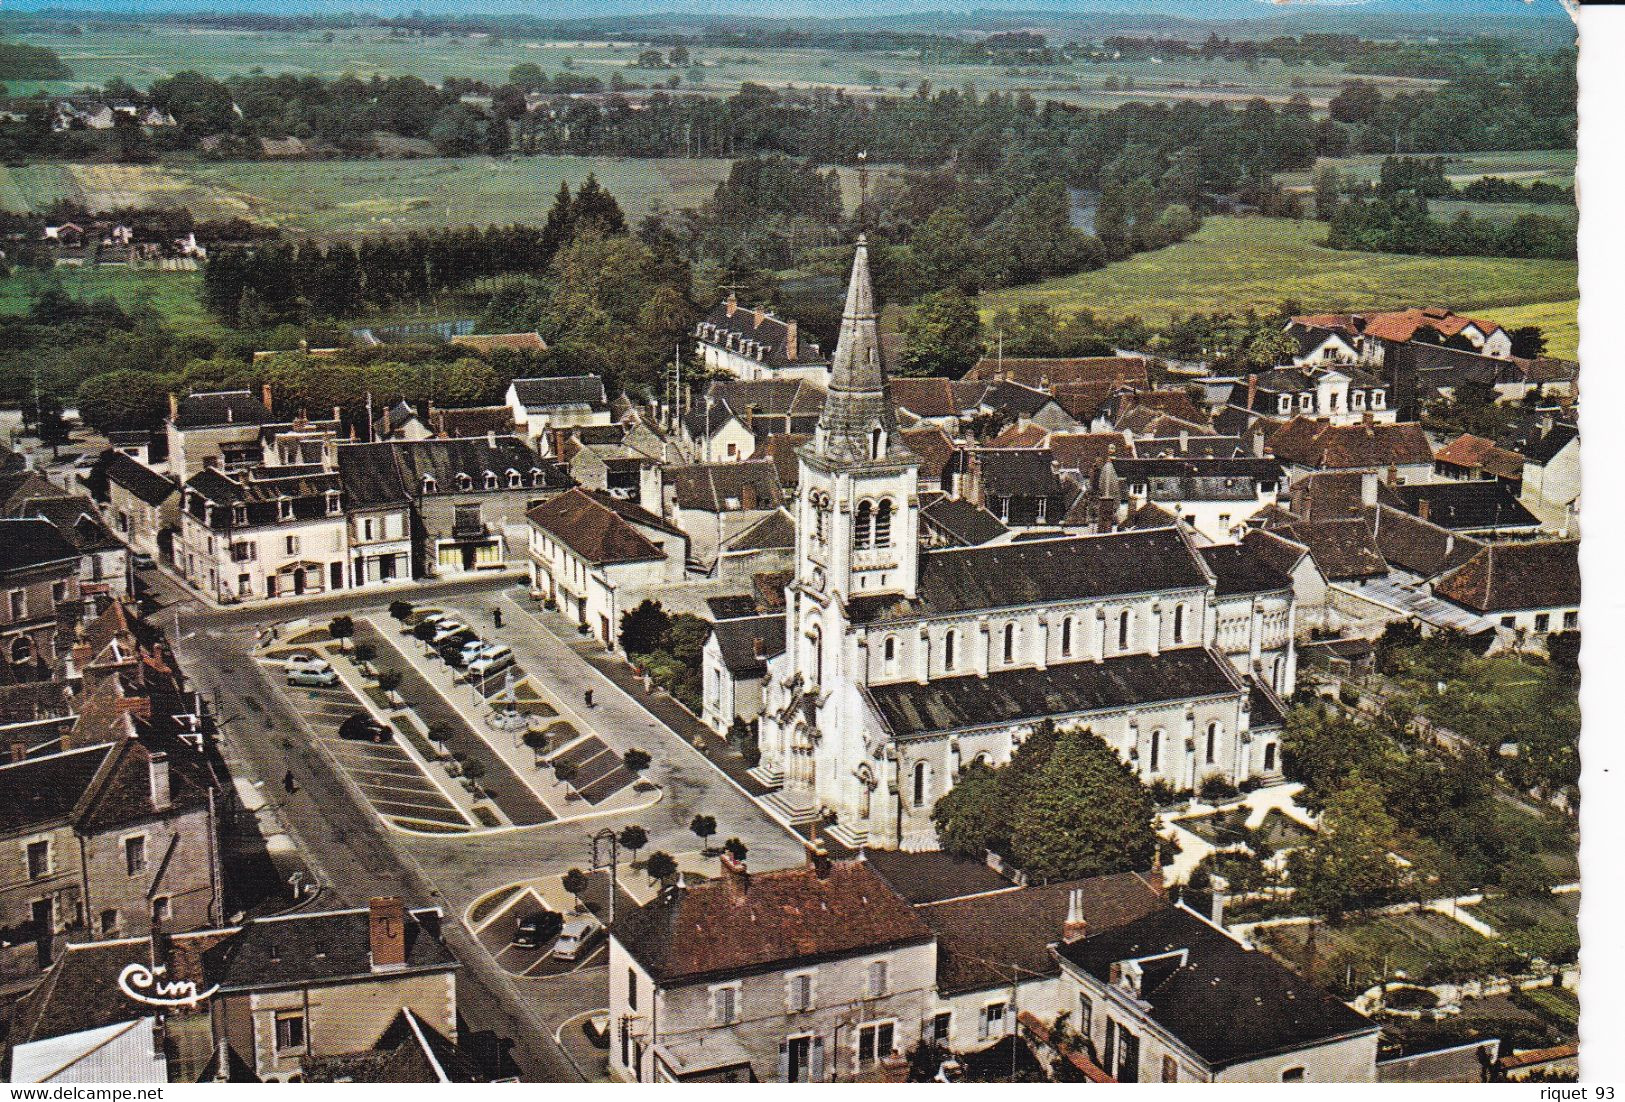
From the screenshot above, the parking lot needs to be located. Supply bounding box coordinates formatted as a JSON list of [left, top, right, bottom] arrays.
[[547, 734, 637, 807], [278, 676, 476, 834], [472, 885, 606, 978]]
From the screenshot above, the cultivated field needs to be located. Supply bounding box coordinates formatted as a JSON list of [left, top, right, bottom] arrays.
[[2, 23, 1438, 110], [0, 157, 734, 234], [980, 216, 1579, 350]]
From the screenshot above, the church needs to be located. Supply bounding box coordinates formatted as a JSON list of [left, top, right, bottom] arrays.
[[753, 239, 1294, 851]]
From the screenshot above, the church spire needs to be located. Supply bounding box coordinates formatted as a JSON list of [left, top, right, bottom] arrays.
[[816, 236, 902, 464]]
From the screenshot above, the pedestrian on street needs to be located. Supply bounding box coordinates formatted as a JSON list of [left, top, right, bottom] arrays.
[[584, 688, 594, 709], [492, 607, 503, 629], [283, 769, 297, 795]]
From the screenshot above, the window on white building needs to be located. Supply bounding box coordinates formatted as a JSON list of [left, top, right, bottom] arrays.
[[25, 839, 49, 880], [788, 972, 814, 1012], [857, 1021, 895, 1068], [875, 499, 893, 548], [275, 1011, 307, 1053], [855, 500, 873, 550], [867, 959, 889, 998], [943, 630, 957, 672], [979, 1002, 1007, 1041], [711, 983, 741, 1025], [1060, 616, 1073, 657]]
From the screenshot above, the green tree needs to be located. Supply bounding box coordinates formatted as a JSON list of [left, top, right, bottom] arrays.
[[1314, 167, 1343, 221], [1008, 729, 1158, 881], [618, 824, 649, 860], [905, 204, 981, 294], [562, 867, 589, 909], [898, 289, 983, 378], [1287, 774, 1404, 919], [389, 600, 414, 625], [620, 599, 673, 656], [622, 748, 651, 773], [1510, 326, 1547, 359], [690, 813, 717, 851], [328, 615, 355, 652], [645, 850, 678, 884], [77, 369, 180, 434], [1244, 329, 1302, 370]]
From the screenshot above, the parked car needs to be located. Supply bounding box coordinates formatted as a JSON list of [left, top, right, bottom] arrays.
[[551, 914, 604, 961], [438, 633, 482, 666], [285, 652, 332, 676], [465, 650, 516, 680], [338, 712, 391, 743], [430, 620, 470, 646], [287, 666, 339, 688], [513, 909, 563, 949]]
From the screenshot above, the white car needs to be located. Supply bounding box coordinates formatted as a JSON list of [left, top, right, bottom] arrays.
[[551, 914, 603, 961], [430, 620, 470, 645], [465, 650, 516, 680], [284, 652, 332, 676]]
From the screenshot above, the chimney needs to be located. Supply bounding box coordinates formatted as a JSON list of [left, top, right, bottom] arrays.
[[753, 306, 766, 329], [751, 636, 765, 660], [1417, 498, 1431, 522], [262, 383, 273, 412], [8, 741, 25, 764], [488, 430, 498, 448], [369, 897, 408, 971], [721, 851, 749, 901], [168, 393, 179, 422], [1147, 846, 1166, 897], [725, 291, 737, 318], [1363, 410, 1374, 429], [1246, 373, 1258, 412], [1360, 471, 1378, 508], [1062, 888, 1089, 942], [811, 843, 831, 879], [148, 751, 171, 811], [785, 320, 798, 361]]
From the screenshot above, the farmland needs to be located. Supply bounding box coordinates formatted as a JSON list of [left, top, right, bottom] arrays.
[[0, 23, 1439, 110], [0, 157, 735, 235], [0, 267, 221, 335], [979, 216, 1579, 348], [1278, 149, 1577, 192]]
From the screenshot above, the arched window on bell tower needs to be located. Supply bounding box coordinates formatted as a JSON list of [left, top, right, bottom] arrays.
[[875, 499, 893, 548], [870, 425, 885, 460], [854, 499, 873, 550]]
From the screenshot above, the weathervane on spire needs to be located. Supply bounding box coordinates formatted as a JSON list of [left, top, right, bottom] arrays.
[[857, 150, 869, 234]]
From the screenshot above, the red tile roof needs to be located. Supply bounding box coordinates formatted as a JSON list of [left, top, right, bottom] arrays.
[[1433, 540, 1579, 613], [964, 356, 1149, 391], [1267, 417, 1433, 470], [611, 859, 931, 986], [526, 487, 669, 565]]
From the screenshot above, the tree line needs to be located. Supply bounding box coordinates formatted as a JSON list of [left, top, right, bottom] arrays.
[[1324, 194, 1574, 260]]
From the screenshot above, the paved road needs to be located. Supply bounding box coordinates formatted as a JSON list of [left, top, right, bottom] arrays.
[[173, 599, 579, 1083], [167, 574, 807, 1082]]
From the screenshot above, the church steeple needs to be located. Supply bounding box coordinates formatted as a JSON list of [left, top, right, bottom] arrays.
[[815, 236, 904, 465]]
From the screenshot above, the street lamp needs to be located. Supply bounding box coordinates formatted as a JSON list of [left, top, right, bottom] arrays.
[[591, 828, 620, 926]]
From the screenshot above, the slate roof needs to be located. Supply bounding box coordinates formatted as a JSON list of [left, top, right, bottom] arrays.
[[921, 873, 1167, 996], [974, 449, 1067, 498], [920, 496, 1007, 547], [510, 375, 608, 411], [0, 518, 82, 574], [667, 461, 783, 513], [863, 647, 1242, 738], [722, 508, 795, 553], [847, 529, 1208, 626], [527, 488, 673, 565], [1518, 421, 1577, 466], [900, 426, 957, 482], [172, 390, 272, 429], [710, 614, 787, 675], [1199, 543, 1294, 597], [1249, 680, 1287, 730], [1267, 418, 1433, 470], [1239, 528, 1309, 578], [184, 468, 344, 530], [430, 405, 516, 439], [1047, 432, 1129, 477], [757, 433, 811, 489], [102, 454, 177, 507], [978, 380, 1058, 419], [1108, 457, 1283, 490], [207, 905, 454, 992], [1056, 905, 1375, 1069], [610, 859, 932, 987], [0, 745, 109, 836], [1388, 481, 1540, 531], [1287, 470, 1370, 522], [1433, 540, 1579, 613], [698, 299, 827, 368], [889, 377, 965, 419], [337, 436, 569, 506], [858, 848, 1013, 905]]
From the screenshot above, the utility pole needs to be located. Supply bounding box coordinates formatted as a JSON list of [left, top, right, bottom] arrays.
[[592, 827, 620, 926]]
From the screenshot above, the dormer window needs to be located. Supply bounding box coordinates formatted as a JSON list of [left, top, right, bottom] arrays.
[[484, 471, 498, 491], [456, 472, 472, 492], [231, 502, 247, 526], [1372, 390, 1385, 409], [325, 490, 342, 514], [1277, 395, 1291, 415], [421, 474, 437, 495], [277, 496, 293, 521], [1298, 393, 1313, 412], [530, 467, 544, 487], [507, 469, 522, 488], [1352, 391, 1366, 410]]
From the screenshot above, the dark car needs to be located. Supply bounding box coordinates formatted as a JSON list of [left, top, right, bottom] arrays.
[[338, 712, 391, 743], [438, 633, 481, 666], [513, 909, 563, 949]]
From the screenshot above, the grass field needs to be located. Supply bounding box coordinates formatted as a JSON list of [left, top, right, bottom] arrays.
[[0, 267, 222, 334], [1469, 892, 1578, 964], [1279, 149, 1576, 192], [0, 157, 734, 235], [1487, 299, 1580, 360], [1256, 910, 1477, 995], [1, 23, 1438, 110], [980, 216, 1579, 339]]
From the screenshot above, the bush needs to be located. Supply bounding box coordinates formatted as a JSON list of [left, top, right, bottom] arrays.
[[389, 600, 414, 624], [1199, 776, 1240, 803], [622, 748, 651, 773], [1148, 779, 1180, 807], [722, 837, 748, 863], [376, 670, 402, 696]]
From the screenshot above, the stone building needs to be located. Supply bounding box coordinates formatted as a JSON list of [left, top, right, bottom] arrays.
[[753, 240, 1290, 850]]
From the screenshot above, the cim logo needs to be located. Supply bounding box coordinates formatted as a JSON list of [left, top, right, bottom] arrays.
[[118, 962, 219, 1008]]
